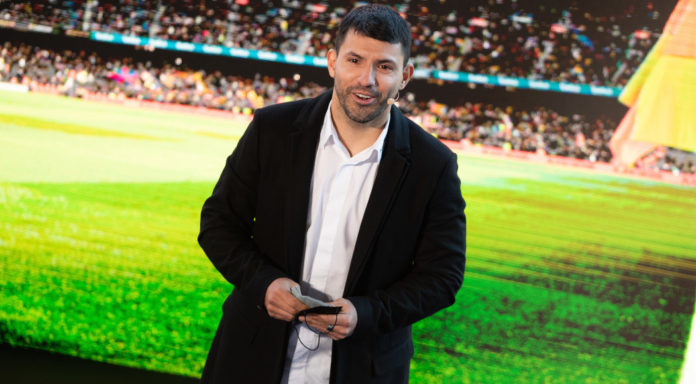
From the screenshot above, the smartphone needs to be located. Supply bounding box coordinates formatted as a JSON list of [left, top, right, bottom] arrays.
[[297, 306, 342, 317]]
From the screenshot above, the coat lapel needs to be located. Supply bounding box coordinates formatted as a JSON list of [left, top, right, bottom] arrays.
[[343, 106, 412, 295], [284, 91, 332, 280]]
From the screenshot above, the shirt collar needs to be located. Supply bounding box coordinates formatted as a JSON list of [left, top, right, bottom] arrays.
[[320, 101, 390, 163]]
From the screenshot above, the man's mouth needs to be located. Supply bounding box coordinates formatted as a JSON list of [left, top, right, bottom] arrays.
[[352, 91, 378, 104]]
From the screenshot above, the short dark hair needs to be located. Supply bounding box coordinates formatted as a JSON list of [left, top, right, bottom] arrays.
[[335, 4, 411, 67]]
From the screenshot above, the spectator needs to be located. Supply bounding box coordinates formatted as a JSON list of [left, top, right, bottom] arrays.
[[2, 40, 692, 173], [0, 0, 673, 87]]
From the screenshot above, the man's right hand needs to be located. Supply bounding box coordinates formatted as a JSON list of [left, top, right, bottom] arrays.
[[264, 277, 308, 322]]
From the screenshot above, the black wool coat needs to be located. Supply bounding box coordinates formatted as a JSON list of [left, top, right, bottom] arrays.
[[198, 90, 466, 383]]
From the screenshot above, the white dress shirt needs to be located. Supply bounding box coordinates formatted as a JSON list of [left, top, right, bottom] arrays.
[[281, 103, 390, 384]]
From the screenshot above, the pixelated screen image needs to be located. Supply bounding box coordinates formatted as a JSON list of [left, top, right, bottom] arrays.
[[1, 1, 695, 383]]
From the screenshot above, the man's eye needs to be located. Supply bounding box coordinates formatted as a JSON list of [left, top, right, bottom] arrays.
[[348, 58, 359, 63], [379, 64, 394, 72]]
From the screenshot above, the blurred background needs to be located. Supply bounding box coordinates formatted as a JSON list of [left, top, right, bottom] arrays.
[[1, 1, 695, 383]]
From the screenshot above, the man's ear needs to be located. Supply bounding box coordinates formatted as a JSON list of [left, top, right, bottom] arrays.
[[400, 61, 414, 90], [327, 49, 337, 79]]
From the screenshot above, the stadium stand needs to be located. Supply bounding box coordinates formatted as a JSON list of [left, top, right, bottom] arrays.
[[2, 40, 693, 174], [0, 40, 326, 112], [0, 0, 675, 87]]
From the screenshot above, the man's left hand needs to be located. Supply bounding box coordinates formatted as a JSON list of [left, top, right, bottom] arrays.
[[299, 297, 358, 341]]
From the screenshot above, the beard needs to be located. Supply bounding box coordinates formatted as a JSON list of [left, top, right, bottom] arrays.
[[334, 83, 393, 124]]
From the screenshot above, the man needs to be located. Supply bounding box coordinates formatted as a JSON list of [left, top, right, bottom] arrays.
[[198, 4, 466, 383]]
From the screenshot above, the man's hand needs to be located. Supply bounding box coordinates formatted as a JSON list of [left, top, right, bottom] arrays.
[[264, 277, 308, 322], [299, 298, 358, 341]]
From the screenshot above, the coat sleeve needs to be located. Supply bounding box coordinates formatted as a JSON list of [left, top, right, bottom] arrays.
[[348, 152, 466, 337], [198, 116, 288, 308]]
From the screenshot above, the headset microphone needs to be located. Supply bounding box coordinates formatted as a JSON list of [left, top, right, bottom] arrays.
[[386, 91, 400, 105]]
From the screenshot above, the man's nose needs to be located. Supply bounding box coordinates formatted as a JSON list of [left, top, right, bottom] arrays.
[[356, 65, 376, 87]]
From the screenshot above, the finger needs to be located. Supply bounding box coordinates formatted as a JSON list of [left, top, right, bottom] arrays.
[[276, 290, 309, 315], [327, 327, 347, 340], [273, 299, 301, 316], [302, 313, 321, 329], [266, 300, 294, 319], [304, 313, 335, 328], [303, 314, 344, 337], [268, 297, 306, 321], [303, 315, 330, 334], [268, 293, 307, 319], [290, 300, 309, 313]]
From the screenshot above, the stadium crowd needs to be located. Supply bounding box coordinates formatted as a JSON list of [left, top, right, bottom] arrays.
[[0, 41, 326, 113], [399, 94, 618, 163], [2, 40, 693, 174], [0, 0, 671, 87]]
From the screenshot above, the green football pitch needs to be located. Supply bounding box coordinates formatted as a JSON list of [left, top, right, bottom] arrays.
[[1, 90, 695, 383]]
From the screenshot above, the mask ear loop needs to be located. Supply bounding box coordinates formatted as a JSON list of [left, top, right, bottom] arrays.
[[294, 313, 339, 351], [294, 320, 321, 351]]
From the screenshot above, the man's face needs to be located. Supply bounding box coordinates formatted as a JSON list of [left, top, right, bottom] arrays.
[[328, 30, 413, 126]]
